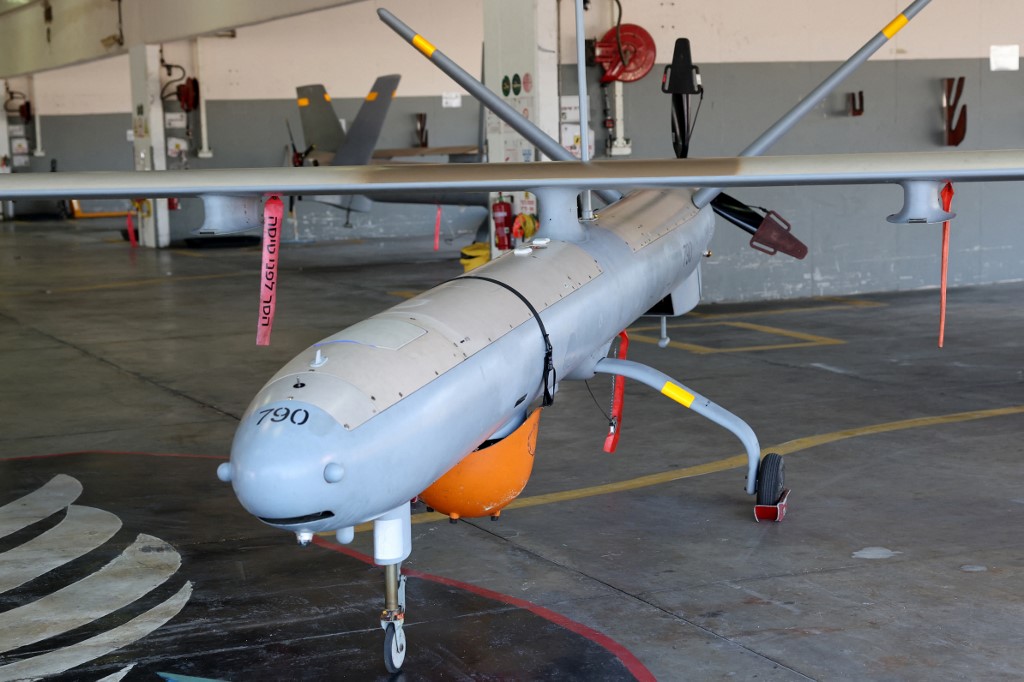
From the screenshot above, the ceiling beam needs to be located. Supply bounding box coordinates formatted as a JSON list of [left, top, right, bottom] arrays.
[[0, 0, 365, 78]]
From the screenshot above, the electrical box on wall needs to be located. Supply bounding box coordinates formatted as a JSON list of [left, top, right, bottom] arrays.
[[559, 123, 594, 159]]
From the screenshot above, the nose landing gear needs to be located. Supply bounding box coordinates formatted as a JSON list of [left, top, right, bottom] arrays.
[[373, 502, 412, 673], [381, 562, 407, 673]]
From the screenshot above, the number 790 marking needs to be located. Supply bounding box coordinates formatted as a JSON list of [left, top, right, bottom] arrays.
[[256, 407, 310, 426]]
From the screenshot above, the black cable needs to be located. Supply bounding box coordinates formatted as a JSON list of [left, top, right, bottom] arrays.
[[160, 64, 187, 100], [456, 275, 556, 407], [686, 87, 704, 147], [584, 379, 612, 424], [610, 0, 626, 67], [3, 86, 27, 113]]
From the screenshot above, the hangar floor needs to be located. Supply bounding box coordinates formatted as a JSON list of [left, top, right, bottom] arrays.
[[1, 219, 1022, 681]]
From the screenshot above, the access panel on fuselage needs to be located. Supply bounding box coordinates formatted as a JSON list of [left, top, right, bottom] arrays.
[[598, 189, 702, 252], [260, 241, 603, 431]]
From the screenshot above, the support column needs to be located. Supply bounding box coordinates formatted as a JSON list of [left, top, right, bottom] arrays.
[[483, 0, 559, 257], [192, 37, 213, 159], [27, 76, 44, 157], [0, 79, 10, 220], [483, 0, 559, 161], [128, 44, 170, 248]]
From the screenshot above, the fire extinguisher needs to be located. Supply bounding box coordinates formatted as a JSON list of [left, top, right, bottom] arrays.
[[492, 194, 513, 251]]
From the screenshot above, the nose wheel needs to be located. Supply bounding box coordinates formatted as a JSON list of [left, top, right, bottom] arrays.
[[380, 562, 407, 673], [383, 622, 406, 673]]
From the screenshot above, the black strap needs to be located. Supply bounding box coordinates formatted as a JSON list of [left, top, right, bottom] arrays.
[[457, 275, 555, 407]]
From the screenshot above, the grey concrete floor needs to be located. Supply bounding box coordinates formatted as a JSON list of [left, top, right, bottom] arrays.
[[1, 218, 1023, 680]]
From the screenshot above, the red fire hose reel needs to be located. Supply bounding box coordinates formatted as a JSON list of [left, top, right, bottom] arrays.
[[593, 24, 656, 83]]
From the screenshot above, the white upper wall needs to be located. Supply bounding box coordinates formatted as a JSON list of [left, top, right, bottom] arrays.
[[18, 0, 1024, 116], [197, 0, 483, 100], [32, 55, 132, 115], [24, 0, 482, 115], [560, 0, 1024, 63]]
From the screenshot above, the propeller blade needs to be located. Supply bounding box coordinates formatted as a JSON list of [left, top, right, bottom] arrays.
[[285, 119, 298, 153]]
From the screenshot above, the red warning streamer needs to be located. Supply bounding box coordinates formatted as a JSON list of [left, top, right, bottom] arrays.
[[434, 203, 442, 251], [603, 331, 630, 453], [257, 195, 284, 346], [938, 182, 954, 348], [125, 212, 138, 248]]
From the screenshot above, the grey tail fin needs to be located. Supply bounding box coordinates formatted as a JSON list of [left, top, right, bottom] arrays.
[[333, 74, 401, 166], [296, 84, 344, 167]]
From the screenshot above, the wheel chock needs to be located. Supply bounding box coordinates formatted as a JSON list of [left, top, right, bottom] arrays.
[[754, 489, 790, 522]]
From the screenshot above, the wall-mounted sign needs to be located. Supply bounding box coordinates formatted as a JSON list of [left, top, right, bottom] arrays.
[[164, 112, 187, 129], [990, 44, 1020, 72]]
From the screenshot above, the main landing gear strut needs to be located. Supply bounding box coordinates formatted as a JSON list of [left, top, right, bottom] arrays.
[[594, 358, 784, 500]]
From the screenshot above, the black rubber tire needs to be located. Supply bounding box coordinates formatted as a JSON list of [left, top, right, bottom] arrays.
[[383, 623, 406, 673], [756, 453, 785, 506]]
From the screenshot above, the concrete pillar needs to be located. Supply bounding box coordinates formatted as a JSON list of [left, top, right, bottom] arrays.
[[128, 44, 170, 247], [483, 0, 559, 257], [192, 37, 214, 159], [483, 0, 559, 161], [0, 80, 10, 220]]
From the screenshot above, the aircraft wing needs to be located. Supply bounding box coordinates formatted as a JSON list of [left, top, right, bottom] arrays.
[[1, 149, 1024, 199], [371, 145, 480, 160]]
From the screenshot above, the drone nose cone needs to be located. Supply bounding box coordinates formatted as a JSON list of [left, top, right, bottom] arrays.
[[226, 400, 349, 529]]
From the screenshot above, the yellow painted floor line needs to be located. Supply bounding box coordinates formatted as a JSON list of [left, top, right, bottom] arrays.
[[387, 290, 423, 300], [629, 298, 884, 329], [169, 249, 217, 259], [0, 272, 250, 297], [630, 320, 844, 354], [336, 404, 1024, 536]]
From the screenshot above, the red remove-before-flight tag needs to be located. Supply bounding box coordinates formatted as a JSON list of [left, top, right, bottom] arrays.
[[256, 195, 284, 346], [434, 203, 442, 251]]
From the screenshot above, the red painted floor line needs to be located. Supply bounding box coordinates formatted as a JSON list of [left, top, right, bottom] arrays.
[[5, 450, 226, 461], [314, 536, 657, 682], [5, 451, 656, 679]]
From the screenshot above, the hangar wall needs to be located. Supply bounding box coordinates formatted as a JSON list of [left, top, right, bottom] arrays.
[[565, 59, 1024, 301], [3, 0, 1023, 301]]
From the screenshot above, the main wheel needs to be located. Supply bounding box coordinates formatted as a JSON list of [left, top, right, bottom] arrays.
[[383, 622, 406, 673], [756, 453, 785, 506]]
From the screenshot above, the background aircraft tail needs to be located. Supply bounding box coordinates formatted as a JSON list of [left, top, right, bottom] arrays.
[[295, 84, 343, 166], [296, 74, 401, 167]]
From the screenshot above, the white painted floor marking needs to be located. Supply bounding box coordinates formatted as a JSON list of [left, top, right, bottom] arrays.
[[0, 533, 181, 653], [0, 474, 82, 540], [0, 583, 192, 681], [0, 505, 122, 593], [95, 663, 135, 681], [852, 546, 902, 559], [0, 475, 193, 678]]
